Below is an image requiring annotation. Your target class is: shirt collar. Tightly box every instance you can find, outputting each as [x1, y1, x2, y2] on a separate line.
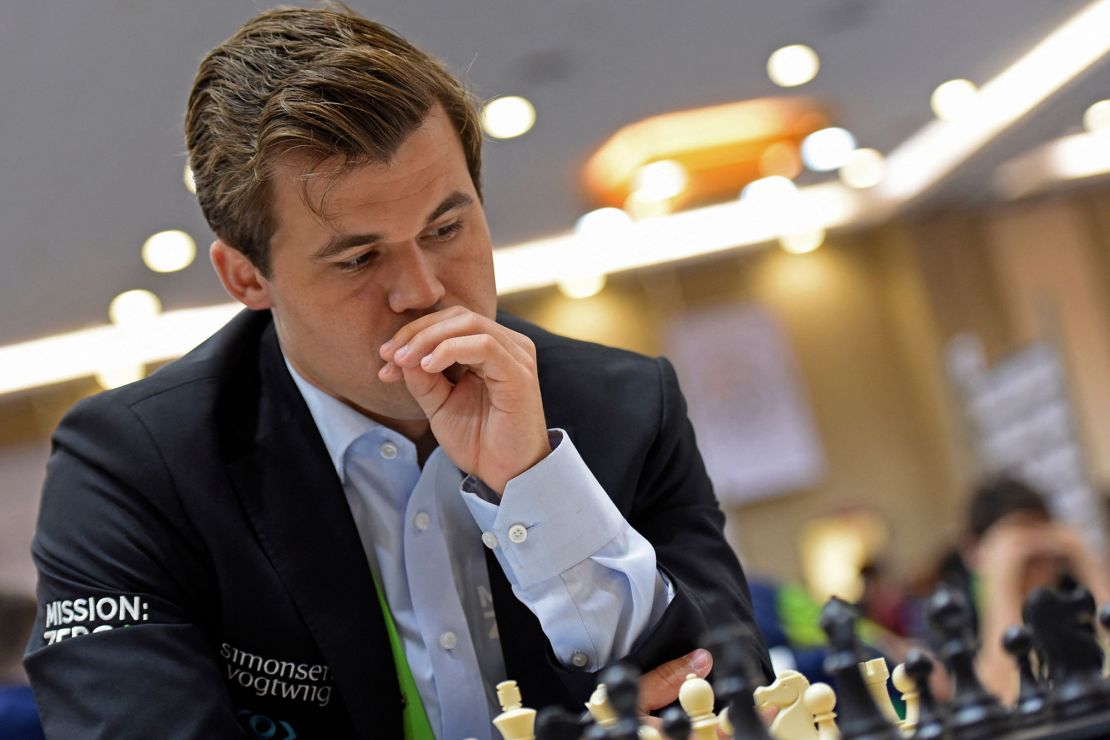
[282, 355, 402, 484]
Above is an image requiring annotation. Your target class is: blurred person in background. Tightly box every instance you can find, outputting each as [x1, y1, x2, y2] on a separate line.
[0, 591, 43, 740]
[934, 476, 1110, 702]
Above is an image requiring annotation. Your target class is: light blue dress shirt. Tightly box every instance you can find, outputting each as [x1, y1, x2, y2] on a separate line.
[285, 360, 672, 739]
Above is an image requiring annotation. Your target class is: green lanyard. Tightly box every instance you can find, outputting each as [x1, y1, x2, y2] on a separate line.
[370, 571, 436, 739]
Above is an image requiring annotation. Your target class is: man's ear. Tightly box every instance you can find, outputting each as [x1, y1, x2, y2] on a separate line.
[210, 240, 273, 310]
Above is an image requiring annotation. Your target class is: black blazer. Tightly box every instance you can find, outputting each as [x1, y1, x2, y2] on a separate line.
[25, 309, 769, 739]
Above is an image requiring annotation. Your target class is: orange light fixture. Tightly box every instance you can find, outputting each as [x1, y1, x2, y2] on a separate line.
[582, 97, 829, 212]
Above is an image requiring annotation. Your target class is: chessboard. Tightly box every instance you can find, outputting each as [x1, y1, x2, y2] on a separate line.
[488, 575, 1110, 739]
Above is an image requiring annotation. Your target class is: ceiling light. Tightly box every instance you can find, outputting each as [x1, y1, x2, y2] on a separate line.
[767, 44, 820, 88]
[575, 207, 633, 236]
[877, 0, 1110, 203]
[930, 79, 979, 121]
[109, 289, 162, 326]
[557, 275, 607, 300]
[183, 165, 196, 195]
[1084, 99, 1110, 132]
[838, 148, 886, 189]
[994, 130, 1110, 198]
[481, 96, 536, 139]
[631, 160, 689, 202]
[759, 141, 803, 179]
[142, 230, 196, 273]
[779, 228, 826, 255]
[740, 176, 797, 202]
[801, 127, 857, 172]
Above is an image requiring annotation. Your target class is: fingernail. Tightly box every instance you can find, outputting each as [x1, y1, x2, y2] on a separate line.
[420, 354, 433, 368]
[380, 340, 393, 354]
[395, 344, 408, 360]
[691, 649, 710, 671]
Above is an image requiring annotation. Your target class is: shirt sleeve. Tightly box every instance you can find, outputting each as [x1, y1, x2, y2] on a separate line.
[459, 429, 674, 671]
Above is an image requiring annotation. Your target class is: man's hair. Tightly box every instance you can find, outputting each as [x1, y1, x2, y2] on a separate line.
[185, 5, 483, 276]
[967, 476, 1051, 541]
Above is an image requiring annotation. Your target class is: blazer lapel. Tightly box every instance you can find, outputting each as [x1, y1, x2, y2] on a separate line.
[225, 323, 402, 738]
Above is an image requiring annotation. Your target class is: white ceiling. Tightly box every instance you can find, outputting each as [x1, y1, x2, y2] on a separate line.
[0, 0, 1105, 347]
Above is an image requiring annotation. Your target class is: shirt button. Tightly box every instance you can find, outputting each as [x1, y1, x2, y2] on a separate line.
[379, 442, 398, 460]
[439, 631, 457, 650]
[413, 512, 430, 531]
[481, 531, 499, 549]
[571, 651, 589, 668]
[508, 524, 528, 544]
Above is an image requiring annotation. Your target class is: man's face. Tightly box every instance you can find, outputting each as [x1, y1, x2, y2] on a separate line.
[259, 106, 496, 423]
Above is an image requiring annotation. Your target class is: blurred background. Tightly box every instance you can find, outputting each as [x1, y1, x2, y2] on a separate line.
[1, 0, 1109, 679]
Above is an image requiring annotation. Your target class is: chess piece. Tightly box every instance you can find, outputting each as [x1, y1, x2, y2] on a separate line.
[493, 680, 537, 740]
[703, 624, 773, 740]
[535, 706, 590, 740]
[1098, 603, 1110, 678]
[753, 669, 817, 740]
[585, 684, 618, 729]
[902, 651, 944, 740]
[819, 597, 901, 740]
[660, 706, 691, 740]
[861, 657, 901, 725]
[804, 683, 839, 740]
[679, 673, 720, 740]
[599, 663, 642, 740]
[926, 583, 1010, 739]
[1002, 624, 1049, 728]
[1024, 578, 1110, 721]
[891, 663, 917, 733]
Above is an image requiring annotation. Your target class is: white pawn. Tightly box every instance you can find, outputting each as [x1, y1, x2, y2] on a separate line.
[891, 663, 917, 735]
[804, 682, 839, 740]
[678, 673, 719, 740]
[585, 683, 662, 739]
[492, 680, 536, 740]
[860, 657, 900, 724]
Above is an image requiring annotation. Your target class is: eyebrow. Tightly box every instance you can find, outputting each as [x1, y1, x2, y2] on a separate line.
[312, 191, 475, 260]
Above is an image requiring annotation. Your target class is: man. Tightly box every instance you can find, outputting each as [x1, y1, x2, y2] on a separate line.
[25, 6, 769, 737]
[936, 477, 1110, 702]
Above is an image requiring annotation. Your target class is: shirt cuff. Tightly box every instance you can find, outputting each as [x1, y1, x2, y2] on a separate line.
[460, 429, 625, 588]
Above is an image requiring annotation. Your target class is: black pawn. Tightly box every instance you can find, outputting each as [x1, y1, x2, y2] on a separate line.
[926, 584, 1010, 739]
[903, 650, 946, 740]
[659, 706, 691, 740]
[1003, 624, 1049, 728]
[819, 597, 901, 740]
[702, 624, 773, 740]
[1024, 579, 1109, 721]
[535, 706, 590, 740]
[598, 663, 641, 740]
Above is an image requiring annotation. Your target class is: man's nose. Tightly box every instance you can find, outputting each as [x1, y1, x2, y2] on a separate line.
[386, 244, 446, 313]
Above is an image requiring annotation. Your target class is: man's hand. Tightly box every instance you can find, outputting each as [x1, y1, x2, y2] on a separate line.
[638, 648, 713, 713]
[378, 307, 551, 494]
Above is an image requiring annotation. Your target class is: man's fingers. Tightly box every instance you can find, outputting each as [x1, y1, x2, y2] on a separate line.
[638, 648, 713, 713]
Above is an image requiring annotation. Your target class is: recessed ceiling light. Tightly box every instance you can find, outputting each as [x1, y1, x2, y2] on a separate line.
[1084, 99, 1110, 132]
[95, 365, 145, 390]
[838, 148, 886, 189]
[183, 165, 196, 195]
[481, 96, 536, 139]
[109, 289, 162, 326]
[631, 160, 689, 202]
[575, 207, 633, 235]
[767, 44, 820, 88]
[740, 176, 797, 202]
[557, 274, 606, 300]
[801, 128, 857, 172]
[779, 228, 826, 255]
[930, 79, 979, 121]
[142, 230, 196, 273]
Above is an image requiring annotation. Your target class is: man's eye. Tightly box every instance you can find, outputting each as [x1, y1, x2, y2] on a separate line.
[337, 250, 377, 272]
[427, 221, 462, 242]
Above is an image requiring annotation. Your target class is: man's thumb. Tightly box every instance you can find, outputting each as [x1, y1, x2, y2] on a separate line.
[638, 648, 713, 713]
